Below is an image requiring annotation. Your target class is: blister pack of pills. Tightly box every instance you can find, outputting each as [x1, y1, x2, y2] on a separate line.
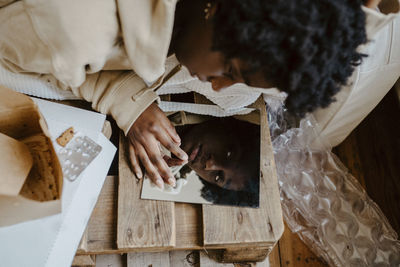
[57, 135, 102, 181]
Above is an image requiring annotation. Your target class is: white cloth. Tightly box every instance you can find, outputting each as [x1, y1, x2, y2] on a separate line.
[312, 7, 400, 148]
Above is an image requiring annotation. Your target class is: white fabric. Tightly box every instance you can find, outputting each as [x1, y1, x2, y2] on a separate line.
[159, 56, 284, 111]
[0, 64, 78, 100]
[312, 7, 400, 148]
[159, 101, 255, 117]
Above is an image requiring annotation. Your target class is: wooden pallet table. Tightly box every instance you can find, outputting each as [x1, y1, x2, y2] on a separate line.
[76, 99, 284, 263]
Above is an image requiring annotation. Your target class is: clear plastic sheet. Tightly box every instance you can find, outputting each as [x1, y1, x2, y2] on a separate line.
[267, 99, 400, 267]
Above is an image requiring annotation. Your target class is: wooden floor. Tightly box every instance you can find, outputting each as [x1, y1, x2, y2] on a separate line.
[73, 88, 399, 267]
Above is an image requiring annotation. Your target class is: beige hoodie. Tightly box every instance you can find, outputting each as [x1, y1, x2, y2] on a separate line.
[0, 0, 176, 134]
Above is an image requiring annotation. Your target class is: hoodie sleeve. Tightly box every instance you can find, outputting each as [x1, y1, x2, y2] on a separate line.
[44, 70, 159, 135]
[0, 1, 158, 135]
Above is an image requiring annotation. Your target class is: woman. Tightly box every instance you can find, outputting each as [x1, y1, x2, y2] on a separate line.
[0, 0, 393, 188]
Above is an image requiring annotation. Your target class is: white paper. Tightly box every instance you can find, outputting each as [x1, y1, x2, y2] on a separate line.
[141, 172, 212, 204]
[0, 99, 116, 267]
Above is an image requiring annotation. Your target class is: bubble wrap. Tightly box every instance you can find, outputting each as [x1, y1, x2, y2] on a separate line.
[267, 99, 400, 267]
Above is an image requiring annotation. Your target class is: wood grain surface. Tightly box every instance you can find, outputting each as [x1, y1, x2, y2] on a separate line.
[175, 203, 203, 249]
[117, 134, 176, 250]
[86, 175, 118, 253]
[71, 254, 95, 266]
[202, 98, 284, 248]
[127, 251, 170, 267]
[275, 223, 327, 267]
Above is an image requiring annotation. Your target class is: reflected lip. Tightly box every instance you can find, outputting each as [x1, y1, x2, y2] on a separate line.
[189, 144, 202, 162]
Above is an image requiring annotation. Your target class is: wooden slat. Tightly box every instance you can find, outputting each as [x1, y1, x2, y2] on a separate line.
[169, 250, 200, 267]
[71, 255, 96, 266]
[80, 186, 202, 254]
[202, 98, 284, 248]
[269, 242, 281, 267]
[76, 228, 89, 254]
[175, 203, 203, 249]
[85, 176, 118, 253]
[217, 247, 271, 263]
[199, 252, 270, 267]
[127, 252, 170, 267]
[117, 134, 176, 250]
[199, 252, 232, 267]
[277, 224, 327, 267]
[96, 254, 125, 267]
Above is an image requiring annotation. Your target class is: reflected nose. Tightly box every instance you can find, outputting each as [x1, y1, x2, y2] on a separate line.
[205, 156, 219, 171]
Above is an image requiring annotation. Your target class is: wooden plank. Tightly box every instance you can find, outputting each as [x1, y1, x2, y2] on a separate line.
[81, 190, 203, 254]
[175, 203, 203, 249]
[169, 250, 200, 267]
[76, 228, 89, 254]
[71, 255, 95, 266]
[117, 134, 176, 250]
[199, 252, 232, 267]
[269, 242, 281, 267]
[216, 247, 271, 263]
[202, 98, 284, 248]
[85, 175, 118, 253]
[277, 223, 327, 267]
[127, 252, 170, 267]
[199, 252, 270, 267]
[96, 254, 126, 267]
[331, 132, 366, 188]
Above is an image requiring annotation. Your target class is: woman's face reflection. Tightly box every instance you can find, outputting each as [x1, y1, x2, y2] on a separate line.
[180, 118, 259, 191]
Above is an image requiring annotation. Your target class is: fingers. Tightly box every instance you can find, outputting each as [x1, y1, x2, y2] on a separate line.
[156, 128, 188, 162]
[133, 141, 166, 189]
[139, 137, 177, 187]
[128, 144, 142, 179]
[151, 103, 182, 145]
[130, 133, 176, 188]
[163, 118, 181, 145]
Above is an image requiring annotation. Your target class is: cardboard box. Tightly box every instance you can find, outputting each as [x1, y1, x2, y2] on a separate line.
[0, 85, 63, 227]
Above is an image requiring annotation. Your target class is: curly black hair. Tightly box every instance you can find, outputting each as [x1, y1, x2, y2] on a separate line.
[199, 176, 259, 208]
[211, 0, 367, 117]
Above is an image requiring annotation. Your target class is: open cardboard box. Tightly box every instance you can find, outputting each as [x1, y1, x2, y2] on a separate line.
[0, 85, 63, 227]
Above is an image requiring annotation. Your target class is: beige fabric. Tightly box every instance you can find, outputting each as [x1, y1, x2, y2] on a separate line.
[0, 0, 176, 134]
[1, 1, 398, 145]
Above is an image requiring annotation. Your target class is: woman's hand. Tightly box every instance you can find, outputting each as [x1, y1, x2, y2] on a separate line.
[127, 103, 188, 189]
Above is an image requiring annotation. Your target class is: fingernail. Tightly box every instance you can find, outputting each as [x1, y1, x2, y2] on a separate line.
[156, 178, 164, 190]
[136, 172, 142, 179]
[180, 152, 188, 160]
[168, 178, 176, 187]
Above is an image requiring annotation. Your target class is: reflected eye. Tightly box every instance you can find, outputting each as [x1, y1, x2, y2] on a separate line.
[215, 171, 225, 183]
[226, 151, 231, 158]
